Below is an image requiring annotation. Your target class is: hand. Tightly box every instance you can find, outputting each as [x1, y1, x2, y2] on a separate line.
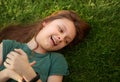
[2, 68, 23, 82]
[4, 49, 36, 76]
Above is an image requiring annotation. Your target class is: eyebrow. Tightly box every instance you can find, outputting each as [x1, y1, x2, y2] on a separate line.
[61, 24, 66, 31]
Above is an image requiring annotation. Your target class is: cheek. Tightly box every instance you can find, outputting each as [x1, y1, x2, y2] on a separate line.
[38, 29, 49, 37]
[59, 43, 67, 49]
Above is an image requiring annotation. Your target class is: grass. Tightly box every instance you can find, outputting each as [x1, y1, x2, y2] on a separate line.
[0, 0, 120, 82]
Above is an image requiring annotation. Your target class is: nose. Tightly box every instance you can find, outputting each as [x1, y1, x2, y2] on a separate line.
[58, 34, 65, 42]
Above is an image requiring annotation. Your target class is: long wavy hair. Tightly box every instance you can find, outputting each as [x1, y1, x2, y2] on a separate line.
[0, 10, 90, 49]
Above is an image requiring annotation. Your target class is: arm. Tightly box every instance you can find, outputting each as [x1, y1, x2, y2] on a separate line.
[47, 75, 63, 82]
[4, 49, 42, 82]
[0, 43, 23, 82]
[0, 69, 9, 82]
[0, 69, 23, 82]
[0, 43, 8, 82]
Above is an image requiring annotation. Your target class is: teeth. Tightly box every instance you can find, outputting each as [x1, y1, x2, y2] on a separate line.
[51, 36, 55, 45]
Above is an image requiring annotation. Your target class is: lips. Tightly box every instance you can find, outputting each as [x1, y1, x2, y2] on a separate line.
[51, 36, 56, 46]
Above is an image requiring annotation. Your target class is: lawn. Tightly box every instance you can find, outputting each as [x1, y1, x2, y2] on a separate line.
[0, 0, 120, 82]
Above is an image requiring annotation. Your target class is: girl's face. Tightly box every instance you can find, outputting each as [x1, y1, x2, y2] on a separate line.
[36, 18, 76, 53]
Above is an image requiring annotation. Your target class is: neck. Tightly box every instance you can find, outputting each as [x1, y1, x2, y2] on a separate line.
[27, 38, 47, 54]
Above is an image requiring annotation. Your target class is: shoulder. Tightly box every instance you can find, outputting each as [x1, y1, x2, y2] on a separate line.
[50, 52, 67, 62]
[48, 52, 69, 76]
[2, 40, 25, 62]
[50, 52, 65, 57]
[2, 39, 24, 48]
[2, 39, 21, 45]
[2, 39, 25, 54]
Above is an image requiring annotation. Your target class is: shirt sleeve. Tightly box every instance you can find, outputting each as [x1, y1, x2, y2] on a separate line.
[49, 52, 69, 76]
[2, 40, 22, 62]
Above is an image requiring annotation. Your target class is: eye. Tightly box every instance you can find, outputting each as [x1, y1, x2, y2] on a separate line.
[58, 26, 63, 33]
[65, 40, 69, 44]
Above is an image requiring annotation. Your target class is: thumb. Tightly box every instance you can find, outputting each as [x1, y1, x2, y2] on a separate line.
[14, 49, 27, 56]
[30, 61, 36, 66]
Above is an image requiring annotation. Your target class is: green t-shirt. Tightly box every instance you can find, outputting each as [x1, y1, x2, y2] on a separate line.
[0, 40, 69, 82]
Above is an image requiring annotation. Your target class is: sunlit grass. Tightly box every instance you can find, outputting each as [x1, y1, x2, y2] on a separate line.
[0, 0, 120, 82]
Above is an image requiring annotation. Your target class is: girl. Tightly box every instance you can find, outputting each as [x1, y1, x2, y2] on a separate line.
[0, 10, 90, 82]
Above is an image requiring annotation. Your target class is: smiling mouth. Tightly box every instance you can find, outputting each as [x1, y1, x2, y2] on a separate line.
[51, 36, 56, 46]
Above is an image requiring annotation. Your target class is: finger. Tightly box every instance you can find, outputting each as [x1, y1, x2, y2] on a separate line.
[14, 49, 26, 56]
[4, 61, 11, 69]
[10, 51, 20, 57]
[7, 53, 14, 59]
[5, 58, 12, 64]
[30, 61, 36, 66]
